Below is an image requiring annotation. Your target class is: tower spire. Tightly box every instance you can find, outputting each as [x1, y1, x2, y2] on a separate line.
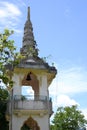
[27, 7, 30, 21]
[20, 7, 38, 57]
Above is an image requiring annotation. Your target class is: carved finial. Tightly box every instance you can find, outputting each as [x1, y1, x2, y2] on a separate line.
[27, 7, 30, 21]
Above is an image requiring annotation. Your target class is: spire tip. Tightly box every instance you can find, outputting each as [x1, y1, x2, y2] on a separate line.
[27, 6, 30, 20]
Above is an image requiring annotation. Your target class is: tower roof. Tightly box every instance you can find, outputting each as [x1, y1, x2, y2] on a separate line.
[18, 7, 57, 77]
[20, 7, 38, 58]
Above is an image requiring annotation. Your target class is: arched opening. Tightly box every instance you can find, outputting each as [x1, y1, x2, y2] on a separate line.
[21, 124, 31, 130]
[21, 117, 40, 130]
[22, 72, 39, 100]
[22, 86, 34, 100]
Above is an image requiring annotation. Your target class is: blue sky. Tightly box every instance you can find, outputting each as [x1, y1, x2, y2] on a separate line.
[0, 0, 87, 120]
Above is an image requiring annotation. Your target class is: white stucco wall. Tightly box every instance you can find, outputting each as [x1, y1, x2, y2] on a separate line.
[11, 72, 50, 130]
[12, 73, 22, 96]
[39, 74, 48, 97]
[12, 114, 50, 130]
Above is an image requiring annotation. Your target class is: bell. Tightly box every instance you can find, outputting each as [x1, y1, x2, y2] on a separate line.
[26, 73, 31, 81]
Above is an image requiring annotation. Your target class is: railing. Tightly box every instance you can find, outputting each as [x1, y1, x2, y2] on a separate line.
[6, 95, 53, 116]
[13, 95, 50, 110]
[14, 95, 48, 101]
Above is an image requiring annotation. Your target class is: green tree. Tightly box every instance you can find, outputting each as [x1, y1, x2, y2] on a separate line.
[51, 105, 87, 130]
[0, 29, 23, 130]
[0, 88, 9, 130]
[0, 29, 23, 89]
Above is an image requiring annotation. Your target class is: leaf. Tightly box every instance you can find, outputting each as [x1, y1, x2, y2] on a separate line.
[51, 105, 87, 130]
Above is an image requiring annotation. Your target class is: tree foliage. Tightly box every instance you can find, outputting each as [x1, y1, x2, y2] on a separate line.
[0, 29, 23, 130]
[51, 105, 87, 130]
[0, 29, 23, 89]
[0, 88, 9, 130]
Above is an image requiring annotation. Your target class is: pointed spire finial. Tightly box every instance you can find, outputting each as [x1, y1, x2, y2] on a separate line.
[27, 7, 30, 21]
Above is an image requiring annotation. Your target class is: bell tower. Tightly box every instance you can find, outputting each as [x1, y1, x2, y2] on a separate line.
[9, 7, 57, 130]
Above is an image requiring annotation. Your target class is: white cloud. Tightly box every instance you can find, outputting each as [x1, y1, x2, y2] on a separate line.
[22, 86, 34, 95]
[49, 66, 87, 96]
[50, 95, 87, 122]
[50, 94, 79, 121]
[0, 1, 22, 32]
[49, 65, 87, 118]
[0, 2, 21, 18]
[58, 67, 87, 94]
[57, 94, 79, 107]
[0, 79, 6, 89]
[27, 88, 34, 95]
[50, 94, 79, 113]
